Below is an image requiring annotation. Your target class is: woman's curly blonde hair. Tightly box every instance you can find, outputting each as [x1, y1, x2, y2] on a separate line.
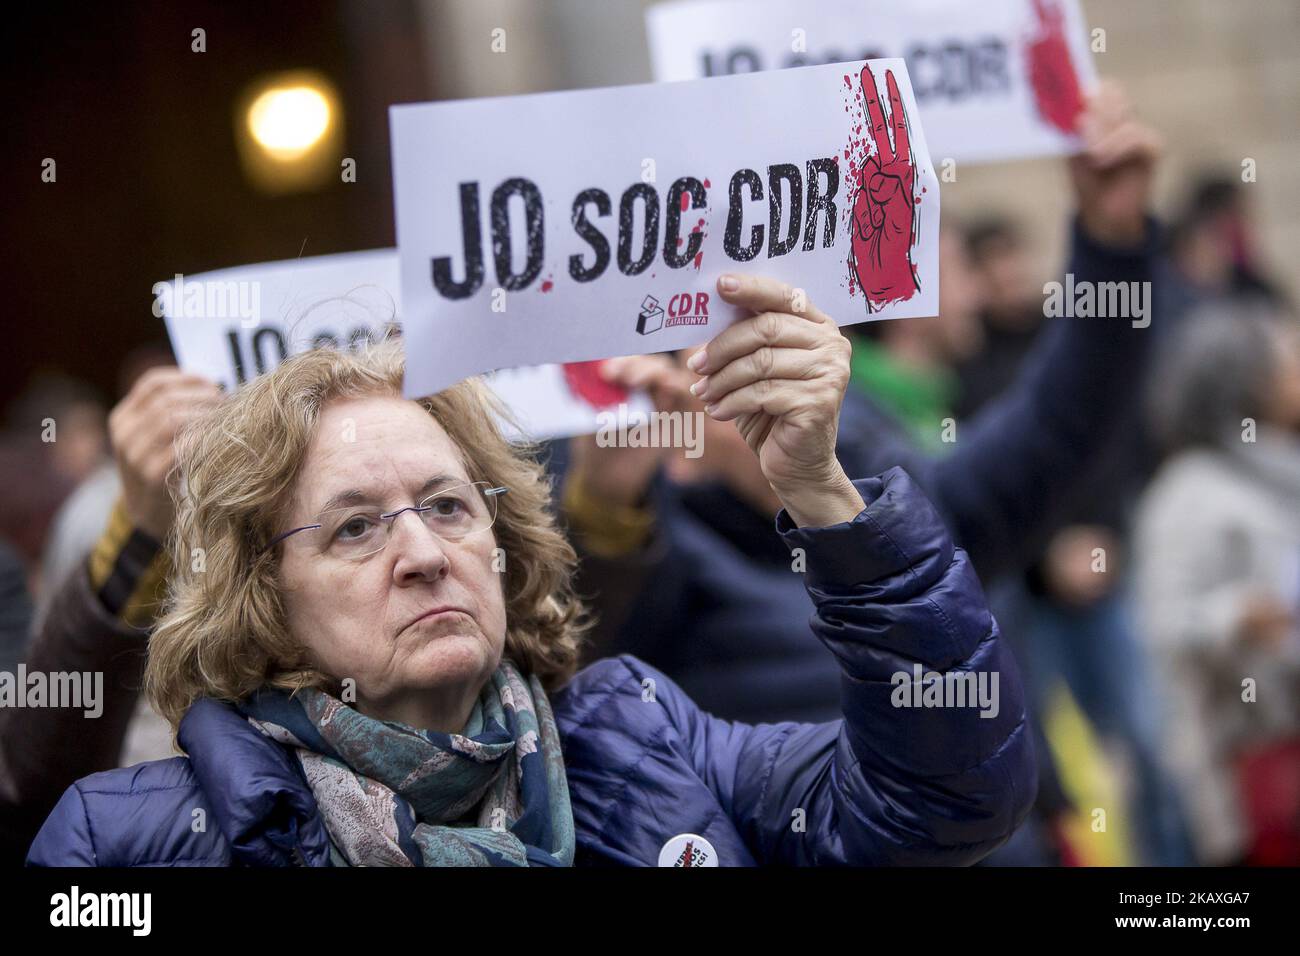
[145, 341, 586, 731]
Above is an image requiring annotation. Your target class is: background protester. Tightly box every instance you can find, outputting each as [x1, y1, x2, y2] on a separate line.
[0, 367, 219, 863]
[944, 125, 1205, 867]
[1134, 307, 1300, 866]
[1163, 174, 1290, 318]
[28, 284, 1035, 866]
[0, 531, 155, 865]
[952, 217, 1045, 420]
[840, 223, 985, 454]
[35, 342, 176, 633]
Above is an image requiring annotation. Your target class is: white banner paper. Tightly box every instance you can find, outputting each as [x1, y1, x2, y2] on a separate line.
[390, 57, 939, 397]
[155, 250, 650, 441]
[647, 0, 1098, 165]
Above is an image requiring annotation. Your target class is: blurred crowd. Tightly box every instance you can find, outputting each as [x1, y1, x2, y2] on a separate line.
[3, 127, 1299, 865]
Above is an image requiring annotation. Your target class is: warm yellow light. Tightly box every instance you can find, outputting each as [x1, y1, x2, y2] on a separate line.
[246, 86, 332, 161]
[235, 71, 342, 194]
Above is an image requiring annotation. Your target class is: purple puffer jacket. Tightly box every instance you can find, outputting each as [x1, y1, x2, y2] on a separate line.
[27, 469, 1034, 866]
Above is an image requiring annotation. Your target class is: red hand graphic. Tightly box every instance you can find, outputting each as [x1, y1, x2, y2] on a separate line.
[1026, 0, 1084, 134]
[850, 65, 918, 311]
[562, 360, 628, 408]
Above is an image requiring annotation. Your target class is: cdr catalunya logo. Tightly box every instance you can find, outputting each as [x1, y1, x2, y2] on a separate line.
[636, 292, 710, 335]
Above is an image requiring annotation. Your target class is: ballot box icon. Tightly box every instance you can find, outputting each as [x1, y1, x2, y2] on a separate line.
[637, 295, 664, 335]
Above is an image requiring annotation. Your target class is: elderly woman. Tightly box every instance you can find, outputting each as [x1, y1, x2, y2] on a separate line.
[28, 275, 1032, 867]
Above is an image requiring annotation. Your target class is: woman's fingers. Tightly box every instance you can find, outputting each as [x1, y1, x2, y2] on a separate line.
[702, 378, 821, 421]
[689, 278, 848, 418]
[713, 273, 827, 323]
[691, 346, 822, 405]
[689, 310, 826, 375]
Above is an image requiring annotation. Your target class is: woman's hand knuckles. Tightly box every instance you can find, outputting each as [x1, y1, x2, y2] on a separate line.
[749, 346, 776, 379]
[754, 311, 783, 344]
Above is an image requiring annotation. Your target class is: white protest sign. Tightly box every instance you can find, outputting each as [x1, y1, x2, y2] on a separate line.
[155, 249, 401, 390]
[647, 0, 1098, 165]
[390, 57, 939, 397]
[155, 249, 650, 441]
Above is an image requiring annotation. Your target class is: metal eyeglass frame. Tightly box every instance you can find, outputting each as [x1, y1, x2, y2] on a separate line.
[262, 482, 508, 556]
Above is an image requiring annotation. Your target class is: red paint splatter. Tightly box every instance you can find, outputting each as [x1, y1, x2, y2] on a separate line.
[540, 279, 553, 292]
[703, 178, 711, 188]
[680, 191, 691, 212]
[693, 251, 704, 270]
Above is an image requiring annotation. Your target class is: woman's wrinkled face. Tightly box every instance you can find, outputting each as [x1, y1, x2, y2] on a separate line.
[276, 394, 507, 728]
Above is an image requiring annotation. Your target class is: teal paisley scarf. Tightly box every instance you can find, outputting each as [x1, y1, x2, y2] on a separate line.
[238, 660, 574, 867]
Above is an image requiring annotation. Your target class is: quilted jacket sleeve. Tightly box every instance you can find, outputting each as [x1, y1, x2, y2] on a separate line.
[25, 784, 98, 866]
[26, 758, 232, 867]
[656, 466, 1035, 865]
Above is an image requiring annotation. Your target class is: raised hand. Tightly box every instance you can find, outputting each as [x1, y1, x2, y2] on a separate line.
[688, 274, 863, 528]
[850, 64, 919, 312]
[109, 367, 222, 540]
[1026, 0, 1085, 134]
[1071, 81, 1161, 247]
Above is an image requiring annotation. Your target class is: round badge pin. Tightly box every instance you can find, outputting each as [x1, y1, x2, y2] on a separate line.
[658, 833, 718, 867]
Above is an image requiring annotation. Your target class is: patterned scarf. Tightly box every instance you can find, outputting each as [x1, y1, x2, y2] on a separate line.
[238, 660, 574, 867]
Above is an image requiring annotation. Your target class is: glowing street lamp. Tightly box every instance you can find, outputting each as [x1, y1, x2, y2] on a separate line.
[235, 71, 342, 194]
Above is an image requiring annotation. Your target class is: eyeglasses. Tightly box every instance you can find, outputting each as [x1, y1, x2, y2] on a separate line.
[265, 481, 508, 561]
